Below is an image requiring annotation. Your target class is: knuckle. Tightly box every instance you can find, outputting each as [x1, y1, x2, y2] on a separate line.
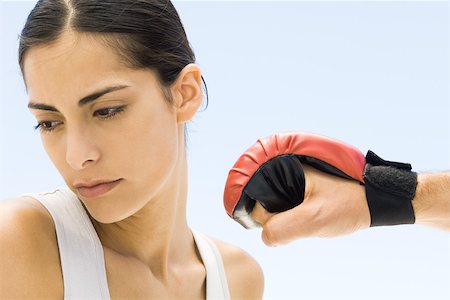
[262, 223, 279, 247]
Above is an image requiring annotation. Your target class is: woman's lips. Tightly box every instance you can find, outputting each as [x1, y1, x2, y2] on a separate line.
[76, 179, 122, 199]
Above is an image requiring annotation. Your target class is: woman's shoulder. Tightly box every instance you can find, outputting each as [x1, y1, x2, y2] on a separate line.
[0, 196, 63, 298]
[0, 196, 56, 241]
[212, 237, 264, 300]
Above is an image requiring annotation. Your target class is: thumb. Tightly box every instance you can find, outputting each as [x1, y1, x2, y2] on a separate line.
[261, 202, 319, 246]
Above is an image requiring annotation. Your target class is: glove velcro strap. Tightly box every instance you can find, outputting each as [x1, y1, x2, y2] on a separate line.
[364, 151, 417, 226]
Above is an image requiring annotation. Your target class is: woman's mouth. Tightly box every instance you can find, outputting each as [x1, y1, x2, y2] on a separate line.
[75, 179, 123, 199]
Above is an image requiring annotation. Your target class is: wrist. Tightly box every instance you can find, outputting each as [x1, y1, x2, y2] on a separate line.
[411, 174, 429, 224]
[412, 173, 447, 227]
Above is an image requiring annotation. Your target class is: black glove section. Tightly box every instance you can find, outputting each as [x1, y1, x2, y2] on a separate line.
[243, 154, 305, 213]
[241, 153, 362, 215]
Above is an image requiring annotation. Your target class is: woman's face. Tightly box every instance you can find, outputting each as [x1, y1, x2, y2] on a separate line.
[23, 32, 183, 223]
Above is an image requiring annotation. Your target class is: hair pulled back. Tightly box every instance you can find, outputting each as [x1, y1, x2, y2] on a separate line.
[18, 0, 207, 104]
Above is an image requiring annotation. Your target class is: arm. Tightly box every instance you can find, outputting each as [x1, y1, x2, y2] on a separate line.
[413, 172, 450, 230]
[0, 198, 63, 298]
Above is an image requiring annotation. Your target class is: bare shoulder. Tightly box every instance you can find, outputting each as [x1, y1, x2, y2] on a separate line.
[0, 196, 62, 298]
[212, 238, 264, 300]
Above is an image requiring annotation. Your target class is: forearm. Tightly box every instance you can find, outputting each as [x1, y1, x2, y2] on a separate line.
[413, 172, 450, 230]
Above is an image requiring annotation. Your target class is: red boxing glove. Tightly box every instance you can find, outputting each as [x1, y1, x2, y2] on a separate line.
[223, 131, 417, 229]
[223, 131, 366, 228]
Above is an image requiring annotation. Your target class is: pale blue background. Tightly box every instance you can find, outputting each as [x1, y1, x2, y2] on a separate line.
[1, 1, 449, 299]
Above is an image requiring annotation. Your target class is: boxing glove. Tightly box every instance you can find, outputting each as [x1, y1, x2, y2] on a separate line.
[223, 131, 417, 229]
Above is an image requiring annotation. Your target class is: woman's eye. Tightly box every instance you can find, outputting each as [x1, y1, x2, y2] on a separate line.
[34, 120, 62, 132]
[93, 106, 125, 119]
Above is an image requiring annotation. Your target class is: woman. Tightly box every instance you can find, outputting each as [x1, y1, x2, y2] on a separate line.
[0, 0, 264, 299]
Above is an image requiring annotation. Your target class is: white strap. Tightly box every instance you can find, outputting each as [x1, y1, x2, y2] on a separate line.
[192, 230, 231, 300]
[26, 189, 110, 300]
[26, 189, 229, 300]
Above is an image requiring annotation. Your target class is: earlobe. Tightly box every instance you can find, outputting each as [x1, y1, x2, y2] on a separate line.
[173, 64, 203, 124]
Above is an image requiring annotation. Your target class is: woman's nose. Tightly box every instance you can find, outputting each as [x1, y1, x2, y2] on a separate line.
[65, 128, 101, 170]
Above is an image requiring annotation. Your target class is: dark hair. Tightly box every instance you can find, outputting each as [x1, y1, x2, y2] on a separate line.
[18, 0, 208, 106]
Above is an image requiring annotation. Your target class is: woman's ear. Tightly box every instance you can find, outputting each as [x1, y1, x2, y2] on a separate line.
[171, 63, 203, 124]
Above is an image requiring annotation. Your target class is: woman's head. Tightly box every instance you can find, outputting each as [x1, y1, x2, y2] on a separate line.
[20, 0, 204, 223]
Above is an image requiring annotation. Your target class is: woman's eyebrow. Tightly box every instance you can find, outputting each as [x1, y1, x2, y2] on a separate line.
[78, 85, 130, 106]
[28, 85, 130, 111]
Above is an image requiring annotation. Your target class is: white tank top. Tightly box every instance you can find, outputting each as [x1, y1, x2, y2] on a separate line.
[26, 189, 231, 300]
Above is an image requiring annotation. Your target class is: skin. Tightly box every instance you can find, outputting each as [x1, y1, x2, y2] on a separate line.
[0, 31, 263, 299]
[252, 164, 371, 245]
[252, 165, 450, 246]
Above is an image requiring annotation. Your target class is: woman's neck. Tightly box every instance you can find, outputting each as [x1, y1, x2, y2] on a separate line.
[89, 154, 196, 279]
